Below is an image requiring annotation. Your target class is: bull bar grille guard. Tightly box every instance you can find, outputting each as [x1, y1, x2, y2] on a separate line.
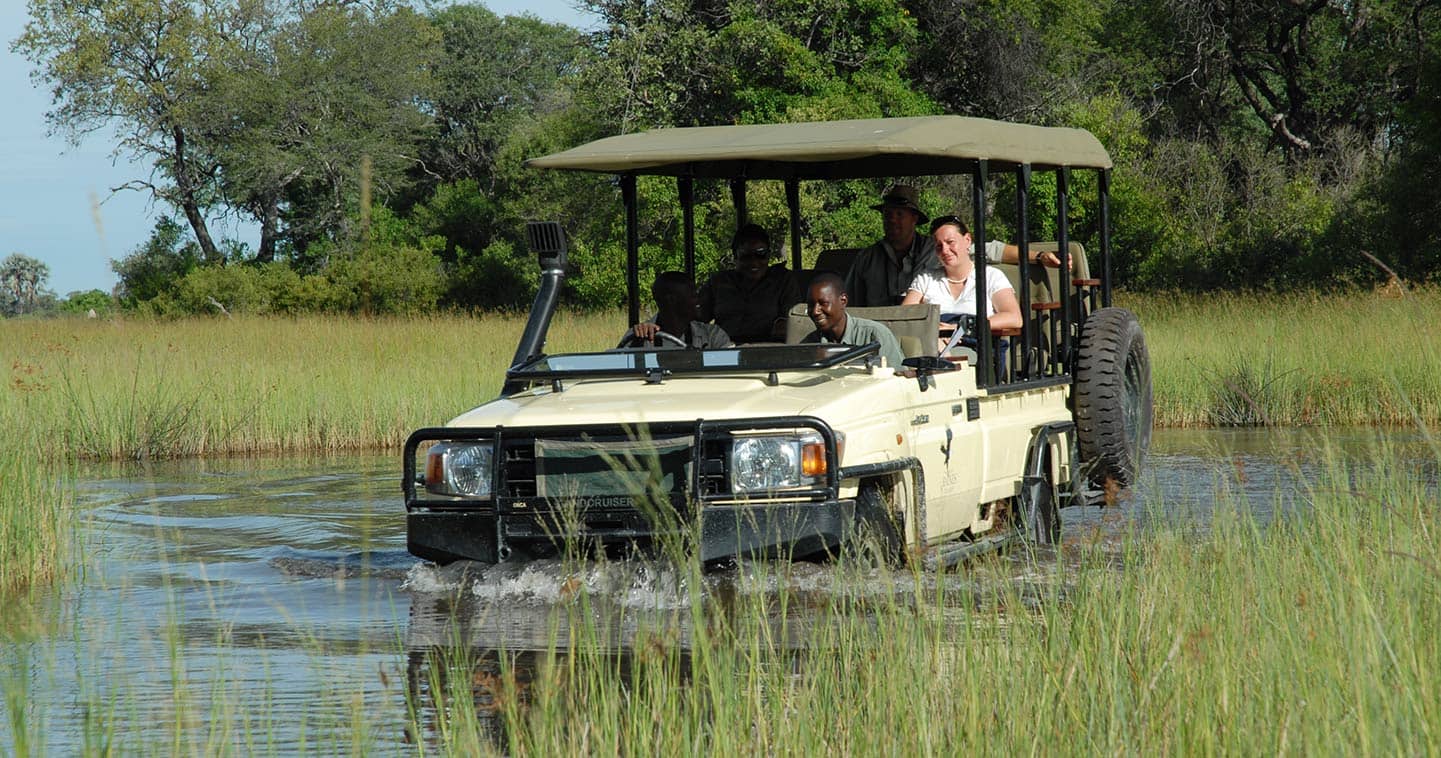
[403, 416, 843, 514]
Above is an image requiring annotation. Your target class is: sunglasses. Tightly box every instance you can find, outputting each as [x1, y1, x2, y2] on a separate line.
[929, 215, 967, 234]
[735, 246, 771, 259]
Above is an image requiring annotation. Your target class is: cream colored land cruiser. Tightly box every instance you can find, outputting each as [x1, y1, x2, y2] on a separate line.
[403, 116, 1152, 568]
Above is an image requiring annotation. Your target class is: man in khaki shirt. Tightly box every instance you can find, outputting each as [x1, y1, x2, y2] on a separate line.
[844, 184, 938, 308]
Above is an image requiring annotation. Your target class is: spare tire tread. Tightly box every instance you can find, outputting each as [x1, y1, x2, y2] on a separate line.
[1073, 307, 1153, 489]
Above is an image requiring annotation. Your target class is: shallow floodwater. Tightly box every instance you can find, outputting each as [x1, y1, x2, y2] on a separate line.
[2, 428, 1435, 752]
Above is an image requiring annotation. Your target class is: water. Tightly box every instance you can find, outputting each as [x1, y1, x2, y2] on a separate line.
[2, 428, 1435, 752]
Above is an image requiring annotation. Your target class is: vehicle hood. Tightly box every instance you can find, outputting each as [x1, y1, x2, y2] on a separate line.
[446, 370, 899, 428]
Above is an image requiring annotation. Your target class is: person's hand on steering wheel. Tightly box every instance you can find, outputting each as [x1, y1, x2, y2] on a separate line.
[618, 324, 688, 349]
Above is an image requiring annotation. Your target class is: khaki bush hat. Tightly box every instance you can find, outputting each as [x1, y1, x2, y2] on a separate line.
[870, 184, 928, 223]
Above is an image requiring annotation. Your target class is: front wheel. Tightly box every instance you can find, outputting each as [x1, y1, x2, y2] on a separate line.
[842, 483, 905, 566]
[1073, 307, 1153, 489]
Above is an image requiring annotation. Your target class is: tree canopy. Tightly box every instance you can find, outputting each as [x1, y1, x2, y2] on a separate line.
[13, 0, 1441, 316]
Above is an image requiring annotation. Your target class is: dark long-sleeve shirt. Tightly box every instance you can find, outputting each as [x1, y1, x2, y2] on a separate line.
[699, 264, 803, 343]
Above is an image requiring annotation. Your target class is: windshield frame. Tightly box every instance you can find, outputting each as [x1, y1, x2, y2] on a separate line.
[506, 342, 880, 381]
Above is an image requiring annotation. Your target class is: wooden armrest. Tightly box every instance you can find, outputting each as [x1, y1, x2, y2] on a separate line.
[1031, 301, 1061, 312]
[1072, 278, 1100, 287]
[990, 326, 1021, 337]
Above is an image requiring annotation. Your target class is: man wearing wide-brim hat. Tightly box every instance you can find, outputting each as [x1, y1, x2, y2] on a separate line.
[843, 184, 942, 308]
[844, 184, 1071, 307]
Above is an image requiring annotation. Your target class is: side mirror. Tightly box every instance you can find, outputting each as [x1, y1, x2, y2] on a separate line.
[902, 355, 957, 373]
[901, 354, 956, 392]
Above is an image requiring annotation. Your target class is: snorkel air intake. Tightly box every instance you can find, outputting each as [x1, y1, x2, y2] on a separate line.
[502, 221, 568, 396]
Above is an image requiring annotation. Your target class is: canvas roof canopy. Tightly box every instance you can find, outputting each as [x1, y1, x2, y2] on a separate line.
[525, 115, 1112, 179]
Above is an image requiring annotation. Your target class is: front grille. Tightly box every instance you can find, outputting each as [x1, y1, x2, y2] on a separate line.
[502, 440, 537, 497]
[502, 432, 696, 503]
[697, 437, 730, 496]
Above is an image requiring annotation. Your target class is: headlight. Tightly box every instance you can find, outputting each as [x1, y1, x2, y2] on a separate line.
[424, 441, 494, 497]
[729, 431, 835, 493]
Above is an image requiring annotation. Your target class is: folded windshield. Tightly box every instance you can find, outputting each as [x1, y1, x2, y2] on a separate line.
[508, 343, 878, 380]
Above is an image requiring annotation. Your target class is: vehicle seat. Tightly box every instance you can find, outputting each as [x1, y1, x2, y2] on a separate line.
[812, 248, 861, 277]
[993, 241, 1092, 376]
[784, 302, 939, 359]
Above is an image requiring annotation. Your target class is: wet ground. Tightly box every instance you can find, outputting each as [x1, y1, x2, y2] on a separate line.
[2, 427, 1435, 751]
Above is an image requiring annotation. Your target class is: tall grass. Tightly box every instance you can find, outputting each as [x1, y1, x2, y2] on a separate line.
[0, 422, 71, 596]
[5, 438, 1434, 753]
[4, 290, 1437, 464]
[408, 442, 1439, 754]
[2, 288, 1438, 594]
[1123, 286, 1441, 427]
[0, 312, 626, 462]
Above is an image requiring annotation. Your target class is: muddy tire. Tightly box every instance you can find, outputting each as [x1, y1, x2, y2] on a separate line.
[844, 483, 904, 566]
[1074, 307, 1153, 489]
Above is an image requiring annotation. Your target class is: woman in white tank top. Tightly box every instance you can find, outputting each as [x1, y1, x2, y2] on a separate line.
[901, 215, 1022, 353]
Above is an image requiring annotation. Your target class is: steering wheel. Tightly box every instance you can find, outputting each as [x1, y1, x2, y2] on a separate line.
[617, 330, 688, 349]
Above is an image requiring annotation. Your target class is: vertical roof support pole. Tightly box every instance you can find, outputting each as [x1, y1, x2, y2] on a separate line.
[679, 176, 696, 284]
[1056, 167, 1072, 374]
[1099, 168, 1113, 308]
[730, 178, 748, 227]
[972, 160, 992, 388]
[1015, 164, 1033, 380]
[786, 176, 803, 272]
[622, 174, 641, 327]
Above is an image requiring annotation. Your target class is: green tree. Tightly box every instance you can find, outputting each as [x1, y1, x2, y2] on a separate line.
[0, 254, 51, 316]
[906, 0, 1105, 123]
[59, 289, 115, 317]
[202, 3, 439, 262]
[579, 0, 933, 130]
[1099, 0, 1432, 162]
[423, 5, 584, 189]
[13, 0, 264, 264]
[111, 217, 201, 307]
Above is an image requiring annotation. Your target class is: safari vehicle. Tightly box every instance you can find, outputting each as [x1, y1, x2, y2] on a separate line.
[402, 115, 1152, 568]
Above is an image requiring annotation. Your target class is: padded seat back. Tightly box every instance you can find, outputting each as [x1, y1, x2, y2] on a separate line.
[993, 241, 1090, 305]
[812, 248, 862, 277]
[784, 302, 939, 359]
[993, 241, 1090, 377]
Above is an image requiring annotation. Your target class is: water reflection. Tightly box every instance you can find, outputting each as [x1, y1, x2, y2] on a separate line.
[2, 428, 1436, 752]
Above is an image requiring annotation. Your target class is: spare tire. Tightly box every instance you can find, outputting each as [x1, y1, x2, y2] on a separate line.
[1073, 307, 1153, 489]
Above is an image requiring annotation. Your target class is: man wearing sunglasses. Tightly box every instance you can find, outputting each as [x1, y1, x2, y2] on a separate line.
[698, 223, 803, 344]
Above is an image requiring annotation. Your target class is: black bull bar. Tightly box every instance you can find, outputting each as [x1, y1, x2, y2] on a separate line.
[402, 416, 893, 564]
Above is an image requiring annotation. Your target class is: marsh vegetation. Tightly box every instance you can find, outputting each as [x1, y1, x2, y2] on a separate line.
[2, 298, 1438, 753]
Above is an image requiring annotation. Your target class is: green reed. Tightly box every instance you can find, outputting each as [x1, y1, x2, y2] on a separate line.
[0, 312, 626, 462]
[3, 289, 1436, 465]
[425, 439, 1440, 754]
[2, 434, 1436, 754]
[1123, 286, 1441, 427]
[0, 426, 71, 596]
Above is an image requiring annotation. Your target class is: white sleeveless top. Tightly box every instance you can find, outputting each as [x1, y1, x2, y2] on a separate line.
[907, 268, 1013, 319]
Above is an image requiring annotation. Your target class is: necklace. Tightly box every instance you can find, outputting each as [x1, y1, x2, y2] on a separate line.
[943, 275, 968, 284]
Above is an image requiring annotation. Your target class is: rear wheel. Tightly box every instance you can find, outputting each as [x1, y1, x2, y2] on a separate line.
[1074, 307, 1153, 489]
[1020, 443, 1060, 545]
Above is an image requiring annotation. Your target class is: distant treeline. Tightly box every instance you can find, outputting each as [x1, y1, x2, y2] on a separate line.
[14, 0, 1441, 315]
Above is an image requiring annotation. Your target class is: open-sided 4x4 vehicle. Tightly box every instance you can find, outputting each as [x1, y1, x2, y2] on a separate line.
[403, 115, 1152, 568]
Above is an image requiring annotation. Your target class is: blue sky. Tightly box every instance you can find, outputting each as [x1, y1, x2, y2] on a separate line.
[2, 1, 593, 297]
